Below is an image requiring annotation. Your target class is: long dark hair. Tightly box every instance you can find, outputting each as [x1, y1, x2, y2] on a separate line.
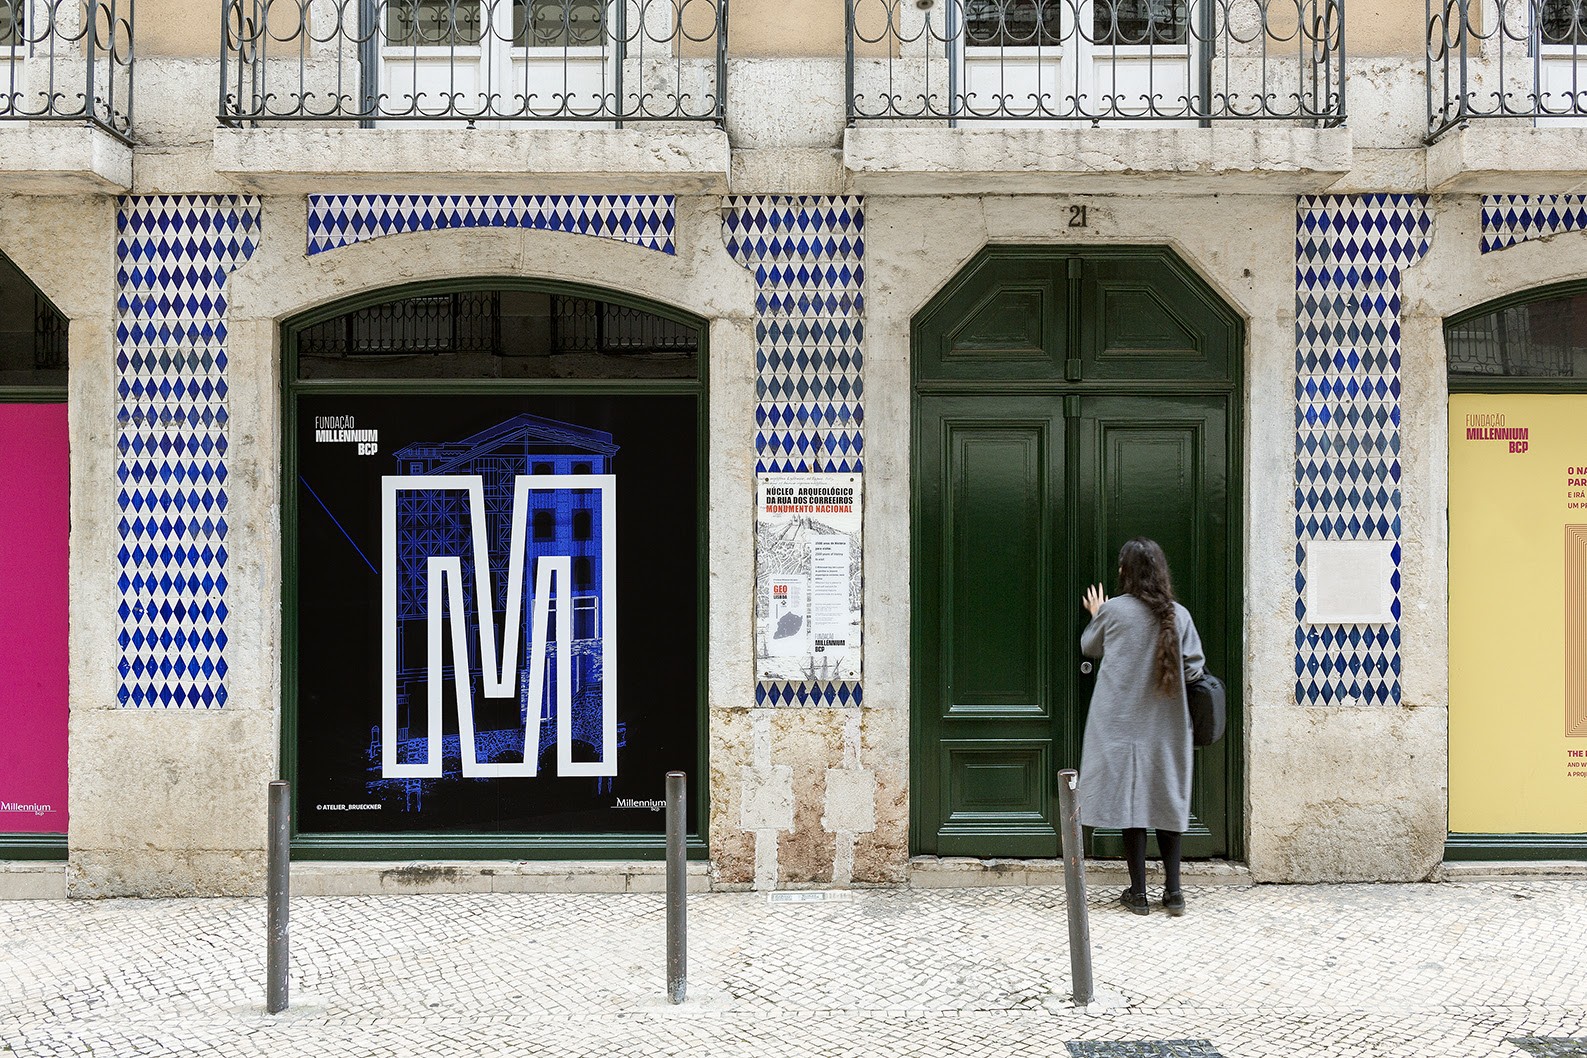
[1116, 537, 1181, 694]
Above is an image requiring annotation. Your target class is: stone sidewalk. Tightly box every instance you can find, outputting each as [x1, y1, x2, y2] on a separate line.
[1, 878, 1584, 1058]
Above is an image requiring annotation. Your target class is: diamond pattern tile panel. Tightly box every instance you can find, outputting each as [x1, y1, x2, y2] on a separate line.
[1481, 195, 1587, 253]
[306, 194, 676, 255]
[1294, 194, 1430, 707]
[726, 195, 865, 707]
[116, 195, 260, 708]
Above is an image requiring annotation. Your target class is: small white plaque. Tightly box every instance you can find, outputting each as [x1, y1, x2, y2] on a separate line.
[1305, 539, 1397, 625]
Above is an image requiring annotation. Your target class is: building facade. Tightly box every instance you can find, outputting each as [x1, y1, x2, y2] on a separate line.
[2, 0, 1585, 896]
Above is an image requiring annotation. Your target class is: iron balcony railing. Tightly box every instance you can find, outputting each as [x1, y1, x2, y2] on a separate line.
[1427, 0, 1587, 140]
[846, 0, 1345, 124]
[0, 0, 135, 138]
[219, 0, 727, 125]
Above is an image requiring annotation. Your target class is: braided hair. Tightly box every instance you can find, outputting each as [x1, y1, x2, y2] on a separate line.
[1116, 537, 1181, 695]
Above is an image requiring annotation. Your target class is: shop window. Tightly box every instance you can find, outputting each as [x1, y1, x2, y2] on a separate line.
[1, 254, 68, 390]
[0, 250, 69, 850]
[286, 280, 703, 853]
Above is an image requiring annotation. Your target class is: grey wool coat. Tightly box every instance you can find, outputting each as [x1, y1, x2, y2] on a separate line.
[1078, 594, 1205, 832]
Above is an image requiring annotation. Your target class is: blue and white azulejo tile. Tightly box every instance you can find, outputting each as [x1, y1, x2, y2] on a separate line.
[1294, 194, 1430, 707]
[116, 195, 260, 709]
[307, 194, 676, 255]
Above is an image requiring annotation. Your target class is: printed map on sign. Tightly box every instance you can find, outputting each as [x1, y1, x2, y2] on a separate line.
[756, 474, 862, 681]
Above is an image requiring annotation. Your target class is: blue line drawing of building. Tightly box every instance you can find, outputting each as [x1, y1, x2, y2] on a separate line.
[366, 413, 622, 807]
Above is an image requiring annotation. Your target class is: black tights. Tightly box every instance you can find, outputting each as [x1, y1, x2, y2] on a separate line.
[1122, 827, 1183, 895]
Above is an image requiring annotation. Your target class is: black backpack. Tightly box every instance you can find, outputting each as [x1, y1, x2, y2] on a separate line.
[1187, 673, 1226, 747]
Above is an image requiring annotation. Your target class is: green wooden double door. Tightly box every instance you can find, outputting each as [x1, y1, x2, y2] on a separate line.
[910, 247, 1243, 860]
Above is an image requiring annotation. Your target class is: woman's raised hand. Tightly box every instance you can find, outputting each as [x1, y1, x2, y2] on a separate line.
[1083, 583, 1108, 616]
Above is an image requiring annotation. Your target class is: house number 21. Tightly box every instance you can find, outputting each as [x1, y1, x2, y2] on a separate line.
[1068, 205, 1089, 228]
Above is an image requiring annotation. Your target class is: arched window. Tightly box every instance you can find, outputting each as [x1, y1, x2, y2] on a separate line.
[284, 280, 705, 855]
[1449, 285, 1587, 382]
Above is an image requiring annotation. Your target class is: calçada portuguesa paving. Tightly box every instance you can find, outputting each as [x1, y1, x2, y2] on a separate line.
[1, 878, 1585, 1058]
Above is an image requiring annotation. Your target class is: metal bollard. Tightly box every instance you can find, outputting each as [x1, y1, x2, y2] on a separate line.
[1055, 769, 1094, 1006]
[665, 770, 688, 1004]
[266, 780, 290, 1014]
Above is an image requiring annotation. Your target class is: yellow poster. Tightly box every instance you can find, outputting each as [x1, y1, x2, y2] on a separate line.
[1450, 393, 1587, 834]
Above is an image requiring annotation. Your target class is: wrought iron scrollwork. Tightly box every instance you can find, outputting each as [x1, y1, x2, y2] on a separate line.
[1427, 0, 1587, 140]
[0, 0, 135, 137]
[219, 0, 727, 123]
[845, 0, 1345, 123]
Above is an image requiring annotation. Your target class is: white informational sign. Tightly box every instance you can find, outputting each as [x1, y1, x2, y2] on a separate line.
[756, 474, 862, 682]
[1304, 538, 1397, 625]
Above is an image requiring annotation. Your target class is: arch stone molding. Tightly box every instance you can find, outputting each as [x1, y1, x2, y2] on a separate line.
[1410, 198, 1587, 324]
[229, 195, 756, 328]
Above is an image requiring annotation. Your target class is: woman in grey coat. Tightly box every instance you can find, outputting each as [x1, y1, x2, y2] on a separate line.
[1079, 537, 1205, 917]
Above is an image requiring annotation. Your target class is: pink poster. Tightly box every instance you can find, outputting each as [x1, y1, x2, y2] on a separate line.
[0, 404, 69, 834]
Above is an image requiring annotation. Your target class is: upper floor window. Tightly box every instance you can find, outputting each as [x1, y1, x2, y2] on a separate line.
[1540, 0, 1587, 47]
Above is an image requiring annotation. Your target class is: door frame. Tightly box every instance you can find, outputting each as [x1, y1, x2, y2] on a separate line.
[907, 243, 1246, 862]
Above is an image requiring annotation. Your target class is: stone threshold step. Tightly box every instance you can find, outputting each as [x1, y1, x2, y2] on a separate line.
[909, 856, 1252, 888]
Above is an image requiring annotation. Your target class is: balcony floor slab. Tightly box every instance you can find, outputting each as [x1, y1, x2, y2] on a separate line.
[843, 125, 1353, 195]
[212, 126, 731, 195]
[1427, 125, 1587, 193]
[0, 125, 133, 194]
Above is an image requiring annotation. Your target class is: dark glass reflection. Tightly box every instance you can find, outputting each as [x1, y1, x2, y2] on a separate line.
[965, 0, 1063, 48]
[1449, 290, 1587, 378]
[1541, 0, 1587, 46]
[296, 289, 700, 380]
[0, 252, 68, 389]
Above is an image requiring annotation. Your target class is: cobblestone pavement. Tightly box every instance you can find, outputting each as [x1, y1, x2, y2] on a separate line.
[2, 880, 1584, 1057]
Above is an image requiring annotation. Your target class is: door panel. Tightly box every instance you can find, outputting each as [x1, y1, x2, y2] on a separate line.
[915, 257, 1069, 382]
[915, 396, 1063, 856]
[1075, 395, 1230, 858]
[1081, 255, 1234, 382]
[948, 423, 1050, 712]
[937, 740, 1053, 855]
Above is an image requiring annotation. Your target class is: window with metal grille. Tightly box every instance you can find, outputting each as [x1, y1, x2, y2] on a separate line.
[294, 287, 700, 380]
[1541, 0, 1587, 46]
[1449, 290, 1587, 379]
[1096, 0, 1186, 46]
[515, 0, 606, 47]
[299, 291, 500, 356]
[0, 0, 21, 48]
[383, 0, 485, 46]
[964, 0, 1063, 48]
[550, 297, 700, 355]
